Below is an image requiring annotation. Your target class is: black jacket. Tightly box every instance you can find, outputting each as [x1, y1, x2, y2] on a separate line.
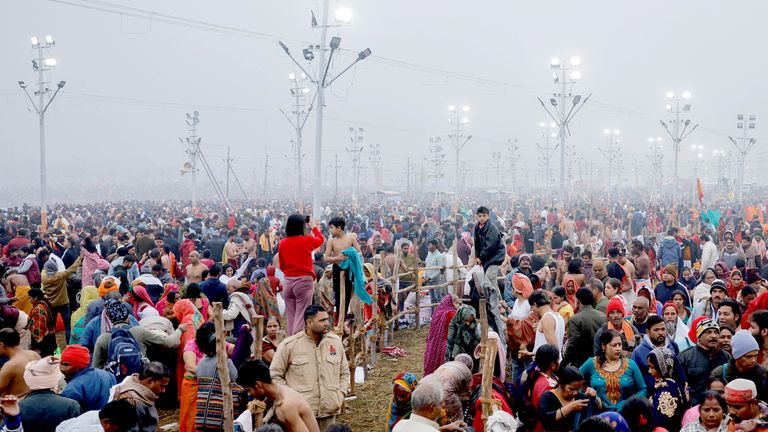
[678, 345, 731, 405]
[474, 221, 506, 270]
[712, 359, 768, 402]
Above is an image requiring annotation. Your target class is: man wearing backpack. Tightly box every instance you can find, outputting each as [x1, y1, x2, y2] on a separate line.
[92, 299, 185, 376]
[658, 229, 682, 269]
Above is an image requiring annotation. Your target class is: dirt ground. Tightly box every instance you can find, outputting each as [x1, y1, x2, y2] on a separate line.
[156, 326, 428, 431]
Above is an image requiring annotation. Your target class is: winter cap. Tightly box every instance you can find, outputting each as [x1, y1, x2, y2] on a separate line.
[662, 301, 678, 315]
[696, 318, 720, 340]
[60, 345, 90, 369]
[606, 297, 626, 317]
[731, 330, 759, 360]
[710, 279, 727, 294]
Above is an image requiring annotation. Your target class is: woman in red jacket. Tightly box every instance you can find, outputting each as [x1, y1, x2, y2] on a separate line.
[278, 214, 324, 335]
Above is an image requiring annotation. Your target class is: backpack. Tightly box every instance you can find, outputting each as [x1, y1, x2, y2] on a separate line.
[659, 240, 679, 265]
[106, 327, 147, 378]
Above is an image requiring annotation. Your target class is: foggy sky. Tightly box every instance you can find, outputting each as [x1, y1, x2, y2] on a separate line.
[2, 0, 767, 205]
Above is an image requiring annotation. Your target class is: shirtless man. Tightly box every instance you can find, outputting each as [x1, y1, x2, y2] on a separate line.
[1, 268, 27, 300]
[224, 230, 245, 269]
[630, 239, 651, 281]
[237, 360, 320, 432]
[0, 328, 40, 397]
[323, 217, 362, 319]
[555, 245, 574, 285]
[185, 251, 206, 284]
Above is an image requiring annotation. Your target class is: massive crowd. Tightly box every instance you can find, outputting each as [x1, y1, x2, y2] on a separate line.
[0, 197, 767, 431]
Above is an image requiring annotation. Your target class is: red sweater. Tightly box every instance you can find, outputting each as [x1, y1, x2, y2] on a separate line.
[278, 227, 324, 278]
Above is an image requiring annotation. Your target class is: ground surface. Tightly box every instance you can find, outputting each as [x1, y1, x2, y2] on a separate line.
[156, 326, 429, 431]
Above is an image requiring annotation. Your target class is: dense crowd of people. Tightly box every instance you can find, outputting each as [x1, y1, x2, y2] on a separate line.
[0, 197, 768, 431]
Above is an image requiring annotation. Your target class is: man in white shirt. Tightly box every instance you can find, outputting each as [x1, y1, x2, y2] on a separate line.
[393, 380, 465, 432]
[700, 234, 719, 272]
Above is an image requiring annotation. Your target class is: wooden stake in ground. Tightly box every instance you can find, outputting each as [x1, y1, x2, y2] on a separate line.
[252, 315, 264, 360]
[335, 271, 347, 335]
[453, 226, 461, 297]
[212, 302, 234, 432]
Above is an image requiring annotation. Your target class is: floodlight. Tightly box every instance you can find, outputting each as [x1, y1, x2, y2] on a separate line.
[604, 129, 611, 134]
[302, 48, 314, 61]
[572, 95, 582, 105]
[43, 58, 56, 67]
[288, 73, 296, 80]
[17, 81, 26, 89]
[462, 117, 469, 124]
[550, 57, 561, 68]
[738, 122, 744, 129]
[550, 98, 557, 107]
[553, 72, 559, 83]
[357, 48, 371, 60]
[45, 35, 54, 45]
[749, 114, 756, 121]
[57, 81, 65, 88]
[448, 105, 456, 112]
[738, 114, 745, 121]
[302, 87, 310, 94]
[462, 106, 470, 112]
[682, 91, 692, 99]
[614, 129, 620, 135]
[551, 132, 558, 138]
[329, 36, 341, 50]
[194, 110, 199, 117]
[30, 37, 39, 48]
[683, 104, 691, 112]
[300, 72, 307, 79]
[550, 122, 556, 128]
[570, 56, 582, 66]
[665, 104, 672, 111]
[666, 91, 675, 99]
[539, 122, 545, 127]
[335, 6, 353, 24]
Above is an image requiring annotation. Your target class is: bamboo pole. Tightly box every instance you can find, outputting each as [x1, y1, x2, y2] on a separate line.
[480, 342, 499, 431]
[414, 270, 422, 329]
[212, 302, 234, 432]
[372, 257, 381, 366]
[252, 315, 264, 360]
[335, 271, 347, 334]
[453, 226, 461, 297]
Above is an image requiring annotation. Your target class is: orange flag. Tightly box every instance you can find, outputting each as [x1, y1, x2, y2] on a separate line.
[697, 178, 704, 203]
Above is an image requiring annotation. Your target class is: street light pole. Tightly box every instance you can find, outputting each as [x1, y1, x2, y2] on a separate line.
[538, 56, 590, 205]
[448, 105, 472, 195]
[598, 129, 621, 199]
[280, 72, 311, 208]
[729, 114, 757, 203]
[278, 4, 371, 220]
[346, 127, 364, 201]
[19, 35, 65, 231]
[660, 91, 699, 200]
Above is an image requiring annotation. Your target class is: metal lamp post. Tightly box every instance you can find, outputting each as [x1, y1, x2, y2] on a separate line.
[18, 35, 65, 231]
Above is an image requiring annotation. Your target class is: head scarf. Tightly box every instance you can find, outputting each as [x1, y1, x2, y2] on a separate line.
[154, 283, 178, 316]
[173, 299, 203, 330]
[512, 273, 533, 299]
[98, 277, 120, 298]
[61, 345, 90, 369]
[387, 371, 418, 432]
[647, 347, 679, 380]
[130, 285, 155, 316]
[596, 412, 631, 432]
[714, 261, 731, 280]
[454, 353, 474, 371]
[424, 295, 458, 376]
[71, 286, 99, 328]
[24, 356, 63, 391]
[105, 298, 129, 324]
[252, 278, 279, 318]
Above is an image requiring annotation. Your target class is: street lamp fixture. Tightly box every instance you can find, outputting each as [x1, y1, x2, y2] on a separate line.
[550, 57, 561, 68]
[329, 36, 341, 50]
[357, 48, 372, 60]
[334, 6, 353, 24]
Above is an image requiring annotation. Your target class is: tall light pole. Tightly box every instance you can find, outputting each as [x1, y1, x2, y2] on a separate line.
[647, 137, 664, 199]
[660, 91, 699, 198]
[729, 114, 757, 202]
[425, 137, 446, 191]
[280, 72, 311, 207]
[346, 127, 364, 201]
[448, 105, 472, 195]
[536, 121, 559, 196]
[504, 138, 519, 191]
[539, 56, 590, 204]
[278, 4, 371, 220]
[712, 149, 728, 194]
[598, 129, 621, 199]
[368, 143, 382, 191]
[18, 35, 65, 231]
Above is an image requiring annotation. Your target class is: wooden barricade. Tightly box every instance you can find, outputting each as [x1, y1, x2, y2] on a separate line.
[212, 302, 234, 432]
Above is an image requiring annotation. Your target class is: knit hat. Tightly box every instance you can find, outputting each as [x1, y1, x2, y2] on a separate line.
[732, 330, 759, 360]
[725, 378, 758, 404]
[518, 254, 531, 264]
[104, 299, 129, 324]
[606, 297, 626, 317]
[60, 344, 90, 369]
[710, 279, 727, 294]
[512, 273, 533, 299]
[23, 356, 63, 391]
[688, 316, 707, 343]
[662, 301, 678, 315]
[663, 263, 678, 279]
[696, 318, 720, 340]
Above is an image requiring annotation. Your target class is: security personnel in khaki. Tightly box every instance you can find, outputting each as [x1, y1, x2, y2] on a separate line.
[270, 304, 349, 431]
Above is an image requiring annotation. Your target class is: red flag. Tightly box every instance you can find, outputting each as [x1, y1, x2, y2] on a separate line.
[697, 178, 704, 203]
